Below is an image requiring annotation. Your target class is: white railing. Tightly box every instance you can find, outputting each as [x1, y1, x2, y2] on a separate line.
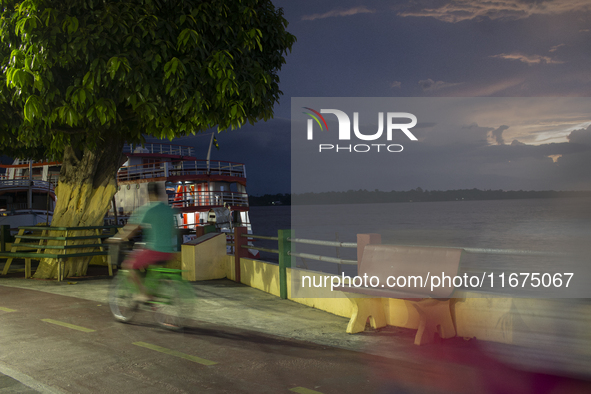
[123, 143, 194, 157]
[117, 160, 246, 182]
[168, 160, 245, 178]
[0, 179, 56, 192]
[117, 165, 166, 181]
[170, 191, 249, 208]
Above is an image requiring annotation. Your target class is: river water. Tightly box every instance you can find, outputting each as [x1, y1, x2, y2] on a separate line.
[249, 197, 591, 297]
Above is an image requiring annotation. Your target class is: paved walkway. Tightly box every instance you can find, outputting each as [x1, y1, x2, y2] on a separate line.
[1, 268, 591, 393]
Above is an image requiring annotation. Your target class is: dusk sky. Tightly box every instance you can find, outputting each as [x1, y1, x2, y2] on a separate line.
[168, 0, 591, 195]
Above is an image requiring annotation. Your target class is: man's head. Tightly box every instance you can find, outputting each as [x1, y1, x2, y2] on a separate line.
[147, 182, 164, 202]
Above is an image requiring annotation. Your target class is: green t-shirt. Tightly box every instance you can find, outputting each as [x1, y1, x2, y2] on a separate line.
[129, 201, 177, 253]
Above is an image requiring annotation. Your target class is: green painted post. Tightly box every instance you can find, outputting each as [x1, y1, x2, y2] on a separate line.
[234, 226, 247, 283]
[278, 229, 293, 299]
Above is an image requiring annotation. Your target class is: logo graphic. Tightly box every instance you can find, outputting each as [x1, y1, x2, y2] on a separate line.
[302, 107, 329, 138]
[304, 108, 418, 153]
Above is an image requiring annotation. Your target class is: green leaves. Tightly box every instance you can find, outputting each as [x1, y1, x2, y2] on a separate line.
[62, 16, 79, 35]
[24, 95, 42, 122]
[163, 57, 181, 78]
[177, 28, 200, 50]
[85, 98, 116, 126]
[0, 0, 296, 160]
[107, 56, 131, 80]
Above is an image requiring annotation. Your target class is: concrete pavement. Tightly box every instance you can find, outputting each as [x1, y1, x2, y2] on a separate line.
[1, 266, 591, 393]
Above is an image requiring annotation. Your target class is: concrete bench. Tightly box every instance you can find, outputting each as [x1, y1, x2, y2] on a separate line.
[0, 225, 120, 281]
[337, 242, 463, 345]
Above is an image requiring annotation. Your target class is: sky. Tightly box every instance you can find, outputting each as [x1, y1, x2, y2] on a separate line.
[169, 0, 591, 195]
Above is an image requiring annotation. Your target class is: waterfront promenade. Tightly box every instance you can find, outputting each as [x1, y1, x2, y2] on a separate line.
[1, 268, 591, 393]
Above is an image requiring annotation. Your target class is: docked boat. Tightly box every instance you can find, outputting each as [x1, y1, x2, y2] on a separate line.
[0, 159, 60, 231]
[108, 140, 258, 256]
[1, 140, 257, 256]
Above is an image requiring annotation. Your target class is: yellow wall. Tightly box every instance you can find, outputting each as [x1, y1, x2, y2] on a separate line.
[227, 257, 416, 326]
[287, 268, 353, 318]
[181, 233, 226, 280]
[239, 258, 281, 296]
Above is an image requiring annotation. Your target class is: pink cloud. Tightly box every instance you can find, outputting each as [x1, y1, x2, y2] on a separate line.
[303, 6, 375, 21]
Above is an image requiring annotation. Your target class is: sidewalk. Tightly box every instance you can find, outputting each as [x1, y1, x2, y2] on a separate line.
[0, 270, 419, 363]
[1, 267, 591, 394]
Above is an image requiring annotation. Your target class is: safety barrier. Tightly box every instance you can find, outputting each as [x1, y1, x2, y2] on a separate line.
[229, 228, 569, 300]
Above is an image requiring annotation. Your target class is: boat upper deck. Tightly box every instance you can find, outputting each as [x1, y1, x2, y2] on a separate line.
[124, 143, 195, 159]
[120, 142, 246, 185]
[118, 159, 246, 185]
[0, 178, 56, 192]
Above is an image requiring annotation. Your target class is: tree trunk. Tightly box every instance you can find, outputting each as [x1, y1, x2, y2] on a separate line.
[33, 139, 125, 279]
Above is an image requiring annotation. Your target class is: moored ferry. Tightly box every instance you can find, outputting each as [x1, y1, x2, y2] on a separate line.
[109, 141, 257, 256]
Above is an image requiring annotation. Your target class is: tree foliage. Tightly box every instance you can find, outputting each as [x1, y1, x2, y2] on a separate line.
[0, 0, 296, 159]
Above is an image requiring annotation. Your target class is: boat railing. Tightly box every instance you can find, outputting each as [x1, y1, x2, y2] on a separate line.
[0, 178, 56, 191]
[117, 160, 246, 182]
[170, 191, 249, 208]
[123, 143, 194, 157]
[0, 207, 52, 215]
[0, 160, 60, 168]
[168, 160, 245, 178]
[117, 164, 166, 182]
[5, 202, 29, 211]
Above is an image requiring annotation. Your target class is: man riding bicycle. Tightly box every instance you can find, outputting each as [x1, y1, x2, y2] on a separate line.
[109, 182, 177, 302]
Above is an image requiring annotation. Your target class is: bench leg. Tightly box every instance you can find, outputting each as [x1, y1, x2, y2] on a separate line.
[107, 256, 113, 277]
[411, 299, 456, 345]
[2, 229, 24, 275]
[346, 298, 387, 334]
[2, 257, 13, 275]
[25, 258, 31, 279]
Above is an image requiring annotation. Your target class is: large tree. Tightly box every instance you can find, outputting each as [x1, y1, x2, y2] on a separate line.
[0, 0, 295, 278]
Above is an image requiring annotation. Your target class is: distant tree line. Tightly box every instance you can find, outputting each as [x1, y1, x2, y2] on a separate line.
[251, 188, 591, 206]
[249, 193, 292, 206]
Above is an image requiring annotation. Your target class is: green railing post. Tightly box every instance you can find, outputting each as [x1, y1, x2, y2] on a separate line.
[234, 226, 247, 283]
[278, 229, 293, 299]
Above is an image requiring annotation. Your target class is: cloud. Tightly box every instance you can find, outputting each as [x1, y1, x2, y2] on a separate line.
[488, 125, 509, 145]
[511, 139, 526, 146]
[549, 44, 566, 52]
[398, 0, 591, 23]
[453, 78, 525, 96]
[548, 154, 562, 162]
[490, 52, 564, 65]
[567, 124, 591, 145]
[302, 6, 375, 21]
[391, 81, 402, 89]
[418, 78, 463, 91]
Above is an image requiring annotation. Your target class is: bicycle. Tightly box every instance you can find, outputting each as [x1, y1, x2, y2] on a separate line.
[108, 242, 195, 330]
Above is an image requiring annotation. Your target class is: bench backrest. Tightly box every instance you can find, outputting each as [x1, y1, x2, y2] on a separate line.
[359, 245, 463, 298]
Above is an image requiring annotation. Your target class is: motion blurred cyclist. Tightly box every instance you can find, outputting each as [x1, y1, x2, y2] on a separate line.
[108, 182, 177, 302]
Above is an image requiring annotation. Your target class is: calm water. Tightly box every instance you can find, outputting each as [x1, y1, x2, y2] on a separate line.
[248, 198, 591, 295]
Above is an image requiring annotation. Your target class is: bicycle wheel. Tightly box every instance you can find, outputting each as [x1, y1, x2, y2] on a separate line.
[153, 278, 194, 330]
[109, 272, 139, 323]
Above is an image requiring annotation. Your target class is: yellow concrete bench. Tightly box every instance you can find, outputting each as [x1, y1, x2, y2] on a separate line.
[336, 244, 463, 345]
